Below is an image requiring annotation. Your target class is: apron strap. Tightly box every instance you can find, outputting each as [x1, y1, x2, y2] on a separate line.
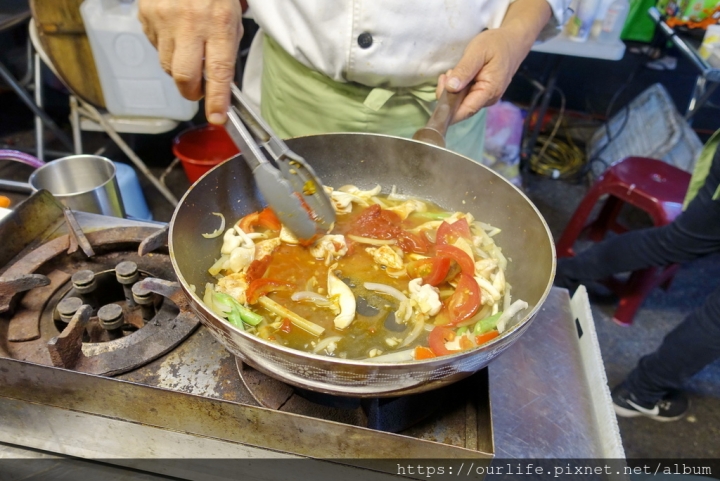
[363, 85, 437, 115]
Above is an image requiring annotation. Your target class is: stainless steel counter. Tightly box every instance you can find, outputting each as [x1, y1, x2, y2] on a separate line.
[491, 287, 623, 459]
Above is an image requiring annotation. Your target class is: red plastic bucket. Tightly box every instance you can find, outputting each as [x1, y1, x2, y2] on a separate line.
[173, 124, 240, 183]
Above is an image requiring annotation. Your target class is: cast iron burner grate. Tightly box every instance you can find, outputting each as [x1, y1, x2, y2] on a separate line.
[0, 227, 200, 376]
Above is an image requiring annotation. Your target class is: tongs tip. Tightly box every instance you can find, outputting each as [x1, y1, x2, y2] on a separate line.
[223, 87, 335, 242]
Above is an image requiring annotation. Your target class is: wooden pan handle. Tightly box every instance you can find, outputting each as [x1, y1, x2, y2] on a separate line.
[412, 87, 469, 148]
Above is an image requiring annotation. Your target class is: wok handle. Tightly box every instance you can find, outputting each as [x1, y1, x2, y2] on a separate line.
[412, 87, 469, 148]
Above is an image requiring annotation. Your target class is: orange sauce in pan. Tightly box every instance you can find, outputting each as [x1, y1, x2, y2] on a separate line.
[257, 202, 442, 359]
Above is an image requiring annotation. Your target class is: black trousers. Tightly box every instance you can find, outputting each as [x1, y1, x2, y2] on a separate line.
[556, 147, 720, 404]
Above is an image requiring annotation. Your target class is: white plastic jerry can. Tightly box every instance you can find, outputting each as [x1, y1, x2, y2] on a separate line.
[80, 0, 198, 121]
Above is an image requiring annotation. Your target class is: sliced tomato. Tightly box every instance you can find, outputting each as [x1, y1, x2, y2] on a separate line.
[414, 346, 436, 360]
[351, 204, 389, 238]
[245, 255, 273, 283]
[446, 274, 481, 326]
[257, 208, 281, 231]
[428, 326, 458, 357]
[246, 278, 294, 304]
[407, 257, 452, 286]
[475, 330, 500, 345]
[436, 218, 472, 245]
[280, 318, 292, 334]
[398, 231, 430, 254]
[238, 208, 282, 233]
[435, 244, 475, 276]
[350, 204, 429, 254]
[237, 212, 260, 233]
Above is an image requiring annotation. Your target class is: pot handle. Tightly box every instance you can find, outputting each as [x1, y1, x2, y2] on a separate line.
[412, 87, 469, 148]
[0, 179, 33, 193]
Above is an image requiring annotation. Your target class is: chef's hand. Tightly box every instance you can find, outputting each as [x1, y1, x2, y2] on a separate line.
[436, 29, 519, 123]
[138, 0, 244, 125]
[436, 0, 552, 124]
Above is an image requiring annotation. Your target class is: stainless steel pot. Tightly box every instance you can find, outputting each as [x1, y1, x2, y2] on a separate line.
[169, 133, 556, 397]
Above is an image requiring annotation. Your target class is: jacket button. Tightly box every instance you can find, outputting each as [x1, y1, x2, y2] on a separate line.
[357, 32, 373, 49]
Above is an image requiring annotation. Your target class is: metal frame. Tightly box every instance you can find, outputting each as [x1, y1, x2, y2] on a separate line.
[24, 18, 179, 207]
[649, 7, 720, 124]
[69, 98, 179, 205]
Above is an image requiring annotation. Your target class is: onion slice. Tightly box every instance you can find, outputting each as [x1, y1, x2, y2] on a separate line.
[365, 349, 415, 363]
[313, 336, 343, 354]
[496, 300, 529, 333]
[363, 282, 408, 302]
[291, 291, 329, 303]
[347, 234, 397, 246]
[291, 291, 335, 309]
[201, 212, 226, 239]
[208, 254, 229, 276]
[399, 318, 426, 348]
[257, 296, 325, 337]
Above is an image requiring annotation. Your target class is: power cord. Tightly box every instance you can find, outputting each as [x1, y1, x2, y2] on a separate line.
[521, 62, 642, 181]
[581, 65, 641, 178]
[528, 87, 586, 179]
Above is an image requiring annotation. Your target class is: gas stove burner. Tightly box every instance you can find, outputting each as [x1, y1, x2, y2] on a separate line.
[235, 358, 467, 433]
[0, 226, 200, 376]
[51, 262, 169, 343]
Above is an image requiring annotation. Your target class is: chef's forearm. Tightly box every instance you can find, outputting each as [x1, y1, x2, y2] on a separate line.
[499, 0, 553, 52]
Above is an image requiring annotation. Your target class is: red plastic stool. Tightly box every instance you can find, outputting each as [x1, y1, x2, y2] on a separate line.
[556, 157, 691, 326]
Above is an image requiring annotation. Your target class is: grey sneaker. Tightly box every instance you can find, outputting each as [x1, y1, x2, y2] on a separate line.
[612, 383, 689, 422]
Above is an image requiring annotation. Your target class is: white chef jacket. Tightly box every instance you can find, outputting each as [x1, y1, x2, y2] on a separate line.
[245, 0, 571, 89]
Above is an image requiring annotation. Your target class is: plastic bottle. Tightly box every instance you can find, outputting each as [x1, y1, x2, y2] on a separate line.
[591, 0, 617, 39]
[700, 24, 720, 60]
[597, 0, 630, 43]
[80, 0, 198, 121]
[567, 0, 602, 42]
[113, 162, 152, 220]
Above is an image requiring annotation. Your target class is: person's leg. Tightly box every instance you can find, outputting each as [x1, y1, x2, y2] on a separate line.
[611, 284, 720, 421]
[556, 148, 720, 289]
[625, 284, 720, 403]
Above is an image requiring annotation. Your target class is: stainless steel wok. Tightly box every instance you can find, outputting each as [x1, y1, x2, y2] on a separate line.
[169, 133, 556, 397]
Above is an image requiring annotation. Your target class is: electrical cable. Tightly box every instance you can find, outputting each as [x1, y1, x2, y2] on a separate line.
[523, 62, 643, 181]
[528, 87, 586, 179]
[581, 65, 641, 178]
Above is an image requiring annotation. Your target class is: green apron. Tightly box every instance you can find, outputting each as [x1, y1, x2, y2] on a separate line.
[683, 129, 720, 209]
[259, 35, 486, 164]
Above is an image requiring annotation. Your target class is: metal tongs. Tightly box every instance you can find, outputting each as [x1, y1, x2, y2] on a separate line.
[224, 85, 335, 241]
